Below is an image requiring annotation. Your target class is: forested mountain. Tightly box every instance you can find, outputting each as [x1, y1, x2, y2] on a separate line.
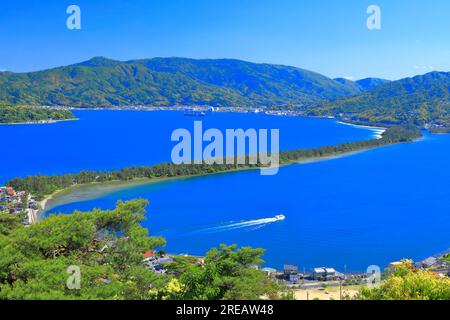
[0, 57, 360, 108]
[356, 77, 391, 90]
[334, 77, 390, 93]
[333, 78, 364, 93]
[305, 72, 450, 130]
[2, 57, 449, 131]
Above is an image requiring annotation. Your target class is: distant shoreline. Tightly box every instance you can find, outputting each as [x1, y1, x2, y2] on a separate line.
[6, 105, 392, 130]
[0, 118, 78, 126]
[68, 105, 307, 118]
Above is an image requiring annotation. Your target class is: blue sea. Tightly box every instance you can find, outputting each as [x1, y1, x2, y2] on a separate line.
[2, 110, 449, 272]
[0, 110, 375, 184]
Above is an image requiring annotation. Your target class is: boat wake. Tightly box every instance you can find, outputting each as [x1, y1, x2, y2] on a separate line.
[158, 215, 285, 239]
[199, 216, 284, 234]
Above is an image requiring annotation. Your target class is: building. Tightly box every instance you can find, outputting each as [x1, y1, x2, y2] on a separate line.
[415, 257, 438, 269]
[6, 187, 16, 196]
[143, 251, 154, 259]
[0, 186, 40, 225]
[261, 267, 277, 277]
[388, 261, 404, 271]
[284, 264, 298, 274]
[283, 264, 299, 283]
[158, 257, 174, 264]
[143, 254, 174, 274]
[312, 267, 339, 281]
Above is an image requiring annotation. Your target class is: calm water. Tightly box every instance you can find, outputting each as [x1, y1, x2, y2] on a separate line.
[3, 111, 448, 271]
[0, 110, 374, 184]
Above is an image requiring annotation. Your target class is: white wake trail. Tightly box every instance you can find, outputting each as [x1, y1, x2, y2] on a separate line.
[161, 216, 284, 239]
[201, 217, 281, 234]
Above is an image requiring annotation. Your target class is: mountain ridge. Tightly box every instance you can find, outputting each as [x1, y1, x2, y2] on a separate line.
[0, 57, 362, 108]
[2, 57, 449, 131]
[305, 71, 450, 130]
[334, 77, 391, 93]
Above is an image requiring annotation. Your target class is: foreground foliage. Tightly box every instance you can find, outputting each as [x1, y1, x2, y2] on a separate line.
[356, 261, 450, 300]
[0, 213, 25, 236]
[0, 199, 166, 299]
[0, 199, 283, 300]
[166, 245, 283, 300]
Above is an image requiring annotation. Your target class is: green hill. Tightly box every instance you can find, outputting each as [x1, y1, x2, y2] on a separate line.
[334, 77, 391, 93]
[334, 78, 364, 93]
[356, 77, 391, 90]
[305, 72, 450, 130]
[0, 57, 360, 108]
[3, 58, 448, 131]
[0, 105, 76, 124]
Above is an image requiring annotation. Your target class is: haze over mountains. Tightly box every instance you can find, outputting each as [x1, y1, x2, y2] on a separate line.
[0, 57, 390, 109]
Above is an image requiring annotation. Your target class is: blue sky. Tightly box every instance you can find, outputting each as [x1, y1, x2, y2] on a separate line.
[1, 0, 449, 80]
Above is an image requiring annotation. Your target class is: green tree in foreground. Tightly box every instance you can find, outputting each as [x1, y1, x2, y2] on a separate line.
[167, 244, 284, 300]
[0, 199, 284, 300]
[0, 199, 167, 300]
[0, 213, 25, 236]
[355, 261, 450, 300]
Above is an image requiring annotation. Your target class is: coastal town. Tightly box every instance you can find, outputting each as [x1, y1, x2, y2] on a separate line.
[56, 104, 310, 117]
[143, 249, 450, 300]
[260, 252, 449, 297]
[0, 186, 39, 225]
